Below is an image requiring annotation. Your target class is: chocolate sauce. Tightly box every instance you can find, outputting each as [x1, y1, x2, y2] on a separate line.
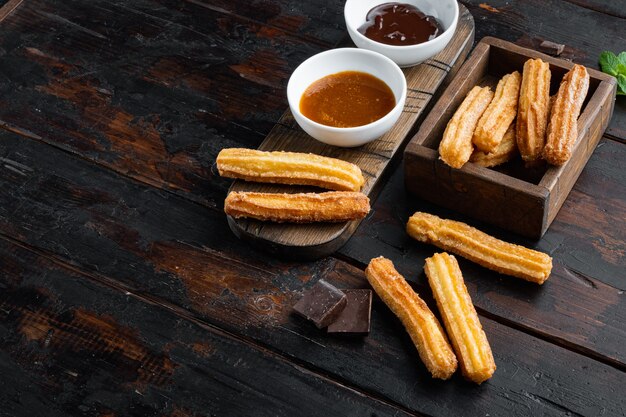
[358, 3, 444, 46]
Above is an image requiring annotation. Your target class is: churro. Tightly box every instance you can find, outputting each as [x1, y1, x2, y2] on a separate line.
[365, 257, 457, 379]
[473, 71, 522, 153]
[516, 59, 551, 162]
[224, 191, 369, 223]
[470, 123, 517, 167]
[424, 253, 495, 384]
[216, 148, 365, 191]
[543, 64, 589, 165]
[407, 212, 552, 284]
[439, 86, 494, 169]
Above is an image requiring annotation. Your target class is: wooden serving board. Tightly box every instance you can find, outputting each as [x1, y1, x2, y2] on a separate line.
[227, 5, 475, 259]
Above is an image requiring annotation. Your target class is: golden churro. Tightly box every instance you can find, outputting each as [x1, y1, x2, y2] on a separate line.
[543, 64, 590, 165]
[424, 253, 496, 384]
[407, 212, 552, 284]
[439, 86, 494, 169]
[516, 59, 551, 162]
[470, 123, 517, 167]
[365, 257, 457, 379]
[224, 191, 369, 223]
[216, 148, 365, 191]
[473, 71, 522, 153]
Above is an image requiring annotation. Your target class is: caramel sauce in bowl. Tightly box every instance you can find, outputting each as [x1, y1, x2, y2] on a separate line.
[300, 71, 396, 128]
[344, 0, 459, 67]
[287, 48, 407, 147]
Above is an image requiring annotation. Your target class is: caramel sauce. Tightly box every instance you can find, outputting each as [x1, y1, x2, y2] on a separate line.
[358, 2, 444, 46]
[299, 71, 395, 128]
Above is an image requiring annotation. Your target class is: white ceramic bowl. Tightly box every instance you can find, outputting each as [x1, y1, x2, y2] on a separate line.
[287, 48, 407, 148]
[344, 0, 459, 67]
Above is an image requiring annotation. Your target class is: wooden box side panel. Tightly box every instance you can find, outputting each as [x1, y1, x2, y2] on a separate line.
[405, 146, 548, 238]
[484, 37, 614, 84]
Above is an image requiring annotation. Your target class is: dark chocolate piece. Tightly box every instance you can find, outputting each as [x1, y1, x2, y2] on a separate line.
[539, 40, 565, 56]
[292, 280, 347, 329]
[327, 289, 372, 335]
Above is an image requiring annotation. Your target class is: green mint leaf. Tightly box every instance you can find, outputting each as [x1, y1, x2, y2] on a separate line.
[617, 52, 626, 75]
[617, 74, 626, 96]
[599, 51, 619, 76]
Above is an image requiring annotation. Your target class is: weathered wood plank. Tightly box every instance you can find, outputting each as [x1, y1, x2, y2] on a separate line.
[2, 0, 625, 219]
[605, 100, 626, 142]
[562, 0, 626, 19]
[0, 239, 416, 417]
[0, 0, 623, 415]
[1, 122, 625, 416]
[460, 0, 626, 140]
[0, 0, 329, 208]
[180, 0, 346, 46]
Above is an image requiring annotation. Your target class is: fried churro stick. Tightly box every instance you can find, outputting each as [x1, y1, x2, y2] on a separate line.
[470, 123, 517, 167]
[365, 257, 457, 379]
[439, 86, 494, 169]
[473, 71, 522, 153]
[407, 212, 552, 284]
[543, 64, 590, 166]
[224, 191, 369, 223]
[217, 148, 365, 191]
[516, 59, 551, 162]
[424, 253, 496, 384]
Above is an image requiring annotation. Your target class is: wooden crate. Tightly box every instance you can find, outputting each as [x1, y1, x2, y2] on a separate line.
[404, 37, 617, 239]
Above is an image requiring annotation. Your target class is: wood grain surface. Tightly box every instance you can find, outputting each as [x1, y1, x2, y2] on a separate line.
[0, 239, 416, 417]
[0, 0, 624, 415]
[0, 0, 329, 209]
[1, 122, 625, 416]
[563, 0, 626, 18]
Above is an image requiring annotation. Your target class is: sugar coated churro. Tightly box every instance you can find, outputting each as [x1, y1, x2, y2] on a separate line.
[439, 86, 494, 169]
[365, 257, 458, 379]
[543, 64, 590, 166]
[516, 59, 551, 162]
[424, 253, 496, 384]
[407, 212, 552, 284]
[224, 191, 369, 223]
[470, 123, 517, 167]
[473, 71, 522, 153]
[216, 148, 365, 191]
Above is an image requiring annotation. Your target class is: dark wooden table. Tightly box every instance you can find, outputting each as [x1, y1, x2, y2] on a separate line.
[0, 0, 624, 416]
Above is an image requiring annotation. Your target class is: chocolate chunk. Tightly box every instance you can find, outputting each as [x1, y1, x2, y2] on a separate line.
[539, 40, 565, 56]
[292, 280, 347, 329]
[327, 289, 372, 335]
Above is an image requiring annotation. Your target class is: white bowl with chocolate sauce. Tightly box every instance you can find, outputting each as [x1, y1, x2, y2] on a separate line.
[344, 0, 459, 67]
[287, 48, 407, 147]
